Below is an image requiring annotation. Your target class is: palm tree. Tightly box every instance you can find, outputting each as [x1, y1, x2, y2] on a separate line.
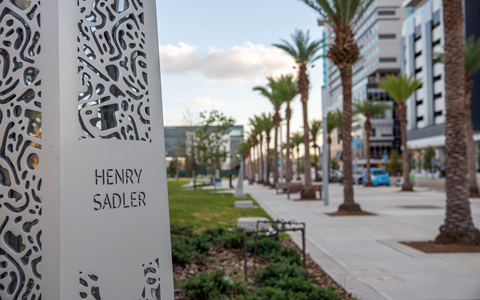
[261, 113, 274, 186]
[309, 120, 322, 181]
[249, 116, 264, 183]
[274, 30, 323, 199]
[353, 99, 391, 186]
[435, 0, 480, 245]
[302, 0, 374, 210]
[275, 75, 299, 183]
[238, 141, 250, 179]
[326, 110, 343, 176]
[254, 78, 284, 186]
[436, 35, 480, 197]
[379, 74, 421, 191]
[291, 132, 304, 181]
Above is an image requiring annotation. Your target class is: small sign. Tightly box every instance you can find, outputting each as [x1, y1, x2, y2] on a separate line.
[215, 178, 222, 188]
[431, 158, 436, 166]
[382, 155, 389, 163]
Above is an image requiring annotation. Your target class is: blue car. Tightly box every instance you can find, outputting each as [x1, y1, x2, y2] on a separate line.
[363, 168, 390, 186]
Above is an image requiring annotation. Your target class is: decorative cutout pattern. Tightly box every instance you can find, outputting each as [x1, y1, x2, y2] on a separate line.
[141, 258, 161, 300]
[0, 0, 43, 299]
[77, 0, 151, 142]
[79, 258, 161, 299]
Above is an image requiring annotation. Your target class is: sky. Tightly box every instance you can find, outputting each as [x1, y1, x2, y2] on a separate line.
[156, 0, 326, 142]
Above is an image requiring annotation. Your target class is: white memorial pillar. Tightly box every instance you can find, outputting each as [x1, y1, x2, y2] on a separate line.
[0, 0, 174, 299]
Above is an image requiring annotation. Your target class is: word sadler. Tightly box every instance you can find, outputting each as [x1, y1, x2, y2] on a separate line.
[93, 169, 146, 211]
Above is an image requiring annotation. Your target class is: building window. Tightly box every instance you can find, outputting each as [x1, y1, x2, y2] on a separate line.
[379, 34, 396, 39]
[378, 10, 395, 16]
[379, 57, 397, 63]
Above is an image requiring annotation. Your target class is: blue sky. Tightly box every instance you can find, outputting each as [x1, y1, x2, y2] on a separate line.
[156, 0, 325, 137]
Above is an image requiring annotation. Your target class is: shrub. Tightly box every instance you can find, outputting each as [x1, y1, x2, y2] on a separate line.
[182, 269, 246, 300]
[171, 234, 211, 264]
[215, 228, 245, 249]
[171, 224, 196, 238]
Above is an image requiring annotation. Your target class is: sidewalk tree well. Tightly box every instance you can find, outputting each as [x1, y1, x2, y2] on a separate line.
[378, 73, 422, 192]
[435, 0, 480, 245]
[302, 0, 374, 210]
[353, 99, 391, 186]
[436, 35, 480, 197]
[195, 110, 235, 183]
[274, 30, 323, 199]
[309, 119, 322, 181]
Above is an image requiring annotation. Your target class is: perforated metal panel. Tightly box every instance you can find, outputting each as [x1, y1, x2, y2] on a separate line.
[1, 0, 173, 299]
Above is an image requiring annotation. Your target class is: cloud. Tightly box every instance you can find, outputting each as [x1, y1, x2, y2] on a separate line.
[159, 42, 295, 84]
[178, 97, 226, 107]
[163, 117, 186, 126]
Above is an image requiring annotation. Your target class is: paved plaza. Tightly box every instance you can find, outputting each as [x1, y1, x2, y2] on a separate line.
[243, 182, 480, 300]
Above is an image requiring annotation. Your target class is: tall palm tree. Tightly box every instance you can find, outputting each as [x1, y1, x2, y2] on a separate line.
[275, 75, 299, 183]
[435, 0, 480, 245]
[436, 35, 480, 197]
[261, 113, 274, 186]
[274, 30, 322, 199]
[254, 78, 284, 186]
[249, 116, 264, 183]
[379, 74, 421, 191]
[326, 110, 343, 177]
[291, 132, 304, 181]
[353, 99, 391, 186]
[302, 0, 374, 210]
[309, 120, 322, 181]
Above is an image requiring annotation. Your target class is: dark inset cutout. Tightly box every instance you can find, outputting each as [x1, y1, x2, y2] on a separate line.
[4, 231, 25, 253]
[10, 0, 32, 10]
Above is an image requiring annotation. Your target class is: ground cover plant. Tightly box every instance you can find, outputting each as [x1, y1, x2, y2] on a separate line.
[168, 181, 355, 299]
[171, 224, 350, 300]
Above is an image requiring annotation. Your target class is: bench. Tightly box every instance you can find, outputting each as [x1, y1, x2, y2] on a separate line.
[276, 183, 323, 199]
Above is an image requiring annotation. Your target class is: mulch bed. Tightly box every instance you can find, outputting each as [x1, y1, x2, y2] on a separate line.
[327, 211, 376, 216]
[401, 241, 480, 253]
[173, 239, 356, 300]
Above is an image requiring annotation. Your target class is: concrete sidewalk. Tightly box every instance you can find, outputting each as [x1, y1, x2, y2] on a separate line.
[243, 182, 480, 300]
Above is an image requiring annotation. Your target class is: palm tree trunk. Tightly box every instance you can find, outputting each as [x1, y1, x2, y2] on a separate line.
[258, 135, 264, 183]
[298, 64, 315, 199]
[365, 119, 373, 186]
[296, 147, 301, 180]
[265, 135, 271, 186]
[465, 80, 480, 197]
[286, 105, 292, 183]
[314, 144, 318, 181]
[338, 66, 360, 211]
[436, 0, 480, 245]
[273, 119, 279, 186]
[328, 134, 331, 178]
[397, 104, 413, 191]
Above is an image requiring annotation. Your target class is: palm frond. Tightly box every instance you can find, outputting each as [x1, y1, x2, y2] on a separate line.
[378, 73, 422, 103]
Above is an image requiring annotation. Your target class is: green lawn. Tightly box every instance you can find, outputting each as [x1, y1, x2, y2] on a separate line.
[168, 181, 270, 232]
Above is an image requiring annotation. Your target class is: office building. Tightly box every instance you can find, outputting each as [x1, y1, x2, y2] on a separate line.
[164, 125, 244, 169]
[402, 0, 480, 169]
[325, 0, 406, 167]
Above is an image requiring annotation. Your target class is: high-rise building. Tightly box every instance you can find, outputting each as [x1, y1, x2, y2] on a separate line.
[401, 0, 480, 170]
[325, 0, 406, 168]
